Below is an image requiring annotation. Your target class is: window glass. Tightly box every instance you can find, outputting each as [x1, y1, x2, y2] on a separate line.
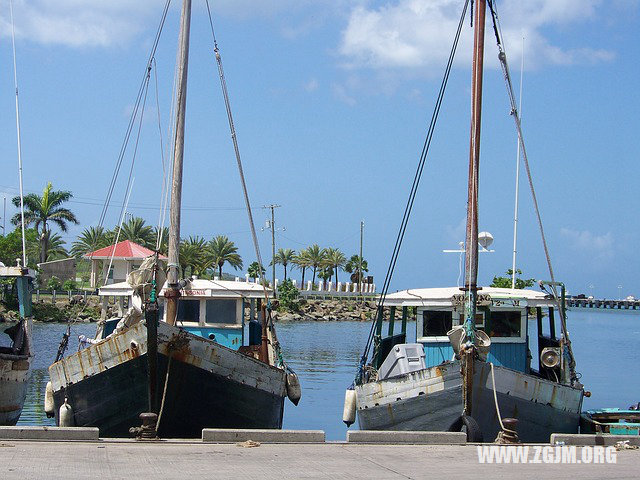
[488, 311, 522, 337]
[205, 299, 237, 324]
[422, 310, 452, 337]
[176, 299, 200, 323]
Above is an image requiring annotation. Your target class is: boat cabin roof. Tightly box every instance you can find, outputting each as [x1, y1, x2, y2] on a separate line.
[0, 266, 36, 279]
[383, 286, 555, 308]
[100, 278, 271, 300]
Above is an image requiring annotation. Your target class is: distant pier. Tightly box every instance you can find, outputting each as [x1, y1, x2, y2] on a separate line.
[567, 297, 640, 311]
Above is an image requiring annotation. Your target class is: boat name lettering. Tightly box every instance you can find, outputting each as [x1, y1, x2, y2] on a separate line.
[451, 294, 491, 306]
[181, 289, 207, 296]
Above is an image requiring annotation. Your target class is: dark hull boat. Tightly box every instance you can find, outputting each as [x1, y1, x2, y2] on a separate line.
[49, 321, 286, 438]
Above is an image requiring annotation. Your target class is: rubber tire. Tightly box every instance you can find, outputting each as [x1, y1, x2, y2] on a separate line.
[447, 414, 484, 443]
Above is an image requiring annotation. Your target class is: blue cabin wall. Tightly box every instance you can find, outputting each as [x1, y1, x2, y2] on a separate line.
[422, 341, 527, 372]
[182, 326, 242, 350]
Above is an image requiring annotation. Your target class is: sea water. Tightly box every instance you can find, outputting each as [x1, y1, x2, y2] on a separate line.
[15, 310, 640, 440]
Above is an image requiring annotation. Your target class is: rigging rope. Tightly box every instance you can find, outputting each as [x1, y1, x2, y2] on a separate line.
[486, 0, 578, 384]
[356, 0, 471, 379]
[95, 0, 172, 238]
[204, 0, 270, 302]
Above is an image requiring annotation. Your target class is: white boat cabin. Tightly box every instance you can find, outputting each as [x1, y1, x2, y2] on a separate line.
[99, 278, 271, 351]
[375, 286, 563, 376]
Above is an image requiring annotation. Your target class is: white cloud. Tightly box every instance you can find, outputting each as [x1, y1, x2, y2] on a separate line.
[304, 78, 319, 92]
[331, 82, 356, 106]
[339, 0, 617, 72]
[560, 227, 614, 262]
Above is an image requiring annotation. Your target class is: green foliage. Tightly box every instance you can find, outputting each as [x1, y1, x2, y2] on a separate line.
[62, 279, 77, 291]
[306, 244, 326, 284]
[490, 269, 536, 289]
[0, 227, 38, 267]
[272, 248, 295, 280]
[12, 182, 78, 264]
[277, 279, 299, 312]
[179, 236, 209, 277]
[116, 216, 155, 248]
[248, 261, 266, 279]
[207, 235, 242, 277]
[47, 276, 62, 290]
[345, 254, 369, 282]
[71, 226, 110, 257]
[324, 247, 346, 284]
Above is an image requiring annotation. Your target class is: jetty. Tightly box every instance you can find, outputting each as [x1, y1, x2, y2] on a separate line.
[567, 297, 640, 311]
[0, 428, 638, 479]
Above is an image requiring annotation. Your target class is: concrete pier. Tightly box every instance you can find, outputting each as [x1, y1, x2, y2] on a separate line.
[0, 440, 638, 479]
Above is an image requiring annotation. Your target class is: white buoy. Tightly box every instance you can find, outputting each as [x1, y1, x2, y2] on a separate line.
[286, 372, 302, 406]
[59, 397, 75, 427]
[44, 381, 55, 418]
[342, 389, 357, 426]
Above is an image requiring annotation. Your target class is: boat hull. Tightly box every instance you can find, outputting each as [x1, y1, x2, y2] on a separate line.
[0, 354, 31, 426]
[356, 360, 583, 443]
[49, 322, 287, 438]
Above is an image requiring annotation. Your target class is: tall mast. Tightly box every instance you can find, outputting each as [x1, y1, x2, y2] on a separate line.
[166, 0, 192, 326]
[464, 0, 486, 312]
[462, 0, 486, 418]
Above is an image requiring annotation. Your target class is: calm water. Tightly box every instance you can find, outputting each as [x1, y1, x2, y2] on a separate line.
[15, 310, 640, 440]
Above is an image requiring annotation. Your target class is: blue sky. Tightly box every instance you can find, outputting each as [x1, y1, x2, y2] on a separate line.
[0, 0, 638, 298]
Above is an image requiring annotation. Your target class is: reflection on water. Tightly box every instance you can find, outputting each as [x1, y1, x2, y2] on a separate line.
[15, 311, 640, 440]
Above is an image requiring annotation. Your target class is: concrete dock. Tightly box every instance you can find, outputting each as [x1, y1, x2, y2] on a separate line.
[1, 439, 638, 479]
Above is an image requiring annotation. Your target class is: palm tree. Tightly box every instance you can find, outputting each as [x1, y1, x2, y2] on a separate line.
[179, 236, 209, 277]
[248, 261, 266, 280]
[292, 248, 312, 286]
[71, 226, 110, 258]
[306, 244, 326, 285]
[345, 254, 369, 285]
[42, 231, 68, 261]
[324, 247, 346, 285]
[272, 248, 295, 280]
[317, 266, 333, 289]
[207, 235, 242, 278]
[117, 216, 155, 248]
[12, 182, 78, 264]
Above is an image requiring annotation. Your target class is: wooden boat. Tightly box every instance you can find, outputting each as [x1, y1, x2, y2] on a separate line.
[353, 287, 584, 442]
[0, 265, 35, 426]
[580, 408, 640, 436]
[47, 0, 298, 438]
[347, 0, 584, 443]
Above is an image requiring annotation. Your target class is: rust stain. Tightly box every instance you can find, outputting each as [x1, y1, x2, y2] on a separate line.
[0, 404, 20, 413]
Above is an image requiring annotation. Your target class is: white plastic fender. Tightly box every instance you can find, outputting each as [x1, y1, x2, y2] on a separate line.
[286, 372, 302, 406]
[59, 397, 75, 427]
[342, 389, 357, 426]
[44, 381, 55, 418]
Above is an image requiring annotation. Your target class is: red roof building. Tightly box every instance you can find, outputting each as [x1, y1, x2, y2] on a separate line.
[85, 240, 166, 287]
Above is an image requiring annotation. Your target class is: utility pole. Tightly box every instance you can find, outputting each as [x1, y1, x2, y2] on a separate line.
[359, 220, 364, 294]
[262, 204, 281, 293]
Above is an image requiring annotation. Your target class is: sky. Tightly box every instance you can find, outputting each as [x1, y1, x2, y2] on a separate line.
[0, 0, 638, 298]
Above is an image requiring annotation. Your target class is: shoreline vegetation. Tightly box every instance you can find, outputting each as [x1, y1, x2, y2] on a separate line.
[0, 295, 410, 324]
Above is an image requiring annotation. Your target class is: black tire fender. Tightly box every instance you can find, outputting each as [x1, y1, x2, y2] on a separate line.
[447, 414, 484, 442]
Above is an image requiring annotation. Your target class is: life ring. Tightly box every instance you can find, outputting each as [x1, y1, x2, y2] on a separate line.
[447, 414, 484, 442]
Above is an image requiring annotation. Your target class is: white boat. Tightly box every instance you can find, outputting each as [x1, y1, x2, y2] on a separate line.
[353, 287, 584, 442]
[0, 265, 35, 426]
[346, 0, 584, 443]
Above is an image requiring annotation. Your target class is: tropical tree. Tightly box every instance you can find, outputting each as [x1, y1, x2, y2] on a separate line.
[116, 216, 155, 248]
[0, 227, 38, 267]
[248, 261, 266, 280]
[324, 247, 346, 285]
[317, 266, 333, 289]
[179, 236, 209, 277]
[41, 231, 68, 261]
[306, 244, 326, 285]
[292, 248, 312, 286]
[345, 254, 369, 287]
[71, 226, 110, 258]
[11, 182, 78, 264]
[207, 235, 242, 278]
[490, 269, 535, 289]
[272, 248, 295, 280]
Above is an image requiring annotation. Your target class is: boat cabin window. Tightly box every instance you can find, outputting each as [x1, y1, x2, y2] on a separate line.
[488, 310, 521, 337]
[177, 299, 200, 323]
[422, 310, 452, 337]
[205, 299, 237, 325]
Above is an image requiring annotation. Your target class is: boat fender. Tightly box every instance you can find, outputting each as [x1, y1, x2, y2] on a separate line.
[44, 381, 55, 418]
[59, 397, 75, 427]
[447, 414, 483, 442]
[286, 371, 302, 406]
[342, 388, 357, 427]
